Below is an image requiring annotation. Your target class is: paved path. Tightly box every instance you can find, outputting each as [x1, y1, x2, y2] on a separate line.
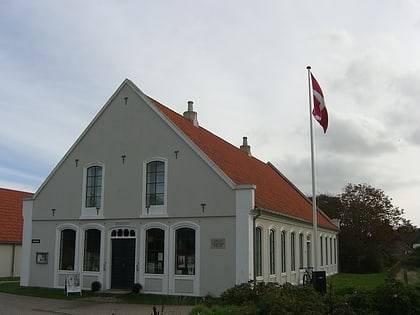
[0, 292, 193, 315]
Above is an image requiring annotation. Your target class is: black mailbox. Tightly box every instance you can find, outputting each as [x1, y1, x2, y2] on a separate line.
[312, 270, 326, 294]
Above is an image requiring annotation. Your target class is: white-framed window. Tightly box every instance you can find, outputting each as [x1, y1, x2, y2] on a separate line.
[334, 238, 337, 264]
[145, 228, 165, 274]
[306, 235, 311, 267]
[83, 229, 101, 272]
[330, 237, 333, 265]
[175, 228, 196, 275]
[320, 236, 324, 266]
[290, 232, 296, 271]
[299, 233, 304, 269]
[56, 224, 79, 272]
[142, 158, 168, 216]
[281, 230, 286, 273]
[269, 229, 276, 275]
[325, 237, 329, 266]
[81, 162, 105, 218]
[255, 227, 263, 277]
[59, 229, 76, 271]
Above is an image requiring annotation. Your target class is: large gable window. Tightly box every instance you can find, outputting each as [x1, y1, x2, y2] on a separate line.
[86, 166, 103, 208]
[143, 159, 167, 216]
[59, 229, 76, 271]
[146, 161, 164, 206]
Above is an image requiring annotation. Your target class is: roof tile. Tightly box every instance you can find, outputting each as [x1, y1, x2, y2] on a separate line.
[0, 188, 33, 243]
[149, 97, 337, 230]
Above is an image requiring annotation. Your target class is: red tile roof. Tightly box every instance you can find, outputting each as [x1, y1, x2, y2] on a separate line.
[0, 188, 33, 243]
[149, 97, 337, 230]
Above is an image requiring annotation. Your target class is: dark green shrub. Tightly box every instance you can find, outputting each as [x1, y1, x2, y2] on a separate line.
[372, 280, 420, 315]
[220, 282, 254, 306]
[91, 281, 101, 292]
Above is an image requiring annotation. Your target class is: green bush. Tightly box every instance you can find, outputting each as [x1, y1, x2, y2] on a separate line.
[196, 279, 420, 315]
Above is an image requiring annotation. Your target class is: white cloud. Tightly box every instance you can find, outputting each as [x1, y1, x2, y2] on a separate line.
[1, 0, 420, 226]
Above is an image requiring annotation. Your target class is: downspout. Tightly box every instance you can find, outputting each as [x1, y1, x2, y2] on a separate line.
[252, 208, 261, 285]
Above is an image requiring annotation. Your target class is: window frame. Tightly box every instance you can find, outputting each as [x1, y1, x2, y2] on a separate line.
[290, 232, 296, 272]
[83, 228, 101, 272]
[255, 227, 263, 277]
[81, 162, 105, 218]
[174, 226, 199, 276]
[142, 158, 168, 216]
[281, 230, 286, 273]
[57, 225, 79, 272]
[145, 228, 165, 274]
[269, 229, 276, 275]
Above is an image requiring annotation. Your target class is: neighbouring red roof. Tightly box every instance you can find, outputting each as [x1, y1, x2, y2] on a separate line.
[148, 97, 337, 230]
[0, 188, 33, 243]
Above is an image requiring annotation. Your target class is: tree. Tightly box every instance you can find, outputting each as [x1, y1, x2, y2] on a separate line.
[317, 183, 412, 273]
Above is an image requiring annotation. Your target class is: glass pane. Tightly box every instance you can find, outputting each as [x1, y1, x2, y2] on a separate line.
[147, 162, 156, 172]
[83, 229, 101, 271]
[60, 229, 76, 270]
[155, 194, 164, 205]
[175, 228, 195, 275]
[156, 183, 164, 194]
[156, 173, 164, 183]
[146, 228, 165, 274]
[155, 161, 164, 172]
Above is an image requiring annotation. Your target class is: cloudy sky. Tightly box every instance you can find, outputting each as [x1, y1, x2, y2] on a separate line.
[1, 1, 420, 226]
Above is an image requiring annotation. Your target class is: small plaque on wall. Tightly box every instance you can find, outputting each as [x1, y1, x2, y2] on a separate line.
[211, 238, 226, 249]
[36, 252, 48, 264]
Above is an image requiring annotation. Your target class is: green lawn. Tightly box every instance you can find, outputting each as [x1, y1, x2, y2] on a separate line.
[327, 272, 389, 291]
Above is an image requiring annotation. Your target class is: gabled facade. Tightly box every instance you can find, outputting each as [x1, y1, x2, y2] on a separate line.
[0, 188, 33, 277]
[21, 79, 338, 296]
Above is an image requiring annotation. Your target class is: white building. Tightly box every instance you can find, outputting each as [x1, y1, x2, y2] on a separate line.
[21, 79, 338, 296]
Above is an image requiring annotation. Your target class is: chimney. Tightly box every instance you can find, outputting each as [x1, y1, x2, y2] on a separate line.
[183, 100, 199, 127]
[240, 136, 251, 156]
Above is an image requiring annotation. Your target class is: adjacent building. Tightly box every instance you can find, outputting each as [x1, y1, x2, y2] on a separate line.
[21, 79, 338, 296]
[0, 188, 33, 277]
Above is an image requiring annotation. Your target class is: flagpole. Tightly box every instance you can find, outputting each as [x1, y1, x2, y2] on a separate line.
[307, 65, 318, 271]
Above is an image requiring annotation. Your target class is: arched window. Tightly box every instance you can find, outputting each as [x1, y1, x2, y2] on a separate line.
[175, 228, 195, 275]
[60, 229, 76, 270]
[306, 235, 311, 267]
[255, 227, 262, 277]
[146, 161, 165, 206]
[290, 232, 296, 271]
[281, 230, 286, 273]
[269, 229, 276, 275]
[299, 233, 304, 269]
[83, 229, 101, 272]
[86, 166, 103, 208]
[146, 228, 165, 274]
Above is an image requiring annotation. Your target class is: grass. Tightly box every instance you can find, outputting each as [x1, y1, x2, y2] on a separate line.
[327, 272, 389, 291]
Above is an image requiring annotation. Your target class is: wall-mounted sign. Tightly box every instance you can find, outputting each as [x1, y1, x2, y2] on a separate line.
[36, 252, 48, 264]
[211, 238, 226, 249]
[32, 239, 40, 244]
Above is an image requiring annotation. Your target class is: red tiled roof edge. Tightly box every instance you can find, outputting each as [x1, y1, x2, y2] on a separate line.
[0, 188, 33, 243]
[146, 96, 337, 231]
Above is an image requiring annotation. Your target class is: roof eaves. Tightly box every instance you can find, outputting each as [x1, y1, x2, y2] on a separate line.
[266, 162, 338, 230]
